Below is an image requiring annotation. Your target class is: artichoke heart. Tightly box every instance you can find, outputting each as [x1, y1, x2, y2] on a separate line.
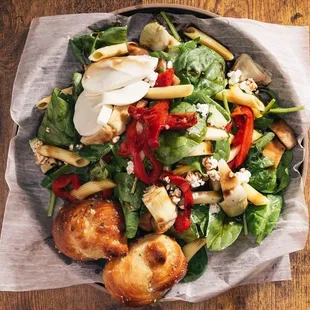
[218, 159, 248, 217]
[139, 22, 171, 51]
[142, 186, 177, 233]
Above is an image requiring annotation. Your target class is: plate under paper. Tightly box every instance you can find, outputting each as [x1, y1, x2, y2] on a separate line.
[0, 12, 309, 303]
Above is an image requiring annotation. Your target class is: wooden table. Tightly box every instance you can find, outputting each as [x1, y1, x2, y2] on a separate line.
[0, 0, 309, 309]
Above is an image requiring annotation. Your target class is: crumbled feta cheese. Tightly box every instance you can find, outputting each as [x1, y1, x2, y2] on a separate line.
[239, 78, 258, 94]
[187, 125, 200, 135]
[235, 168, 251, 184]
[167, 61, 173, 69]
[207, 169, 220, 182]
[126, 161, 134, 175]
[210, 203, 221, 214]
[69, 144, 74, 151]
[163, 176, 171, 184]
[171, 188, 181, 198]
[75, 144, 83, 150]
[196, 103, 209, 118]
[202, 156, 218, 171]
[163, 166, 171, 171]
[227, 70, 242, 85]
[186, 171, 205, 188]
[171, 196, 181, 205]
[144, 71, 159, 87]
[112, 135, 120, 144]
[45, 127, 50, 133]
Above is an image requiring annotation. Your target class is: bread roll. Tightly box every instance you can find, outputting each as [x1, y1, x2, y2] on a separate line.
[53, 199, 128, 261]
[103, 234, 187, 306]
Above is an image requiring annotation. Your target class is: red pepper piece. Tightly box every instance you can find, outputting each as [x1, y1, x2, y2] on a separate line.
[102, 188, 113, 199]
[174, 214, 191, 233]
[166, 112, 198, 130]
[129, 100, 198, 148]
[118, 120, 162, 184]
[155, 68, 174, 87]
[230, 106, 254, 168]
[52, 174, 80, 201]
[225, 122, 233, 133]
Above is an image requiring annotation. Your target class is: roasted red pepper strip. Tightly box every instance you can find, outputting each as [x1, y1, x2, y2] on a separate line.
[174, 215, 191, 233]
[225, 122, 233, 133]
[230, 106, 254, 168]
[128, 101, 198, 148]
[166, 112, 197, 130]
[155, 68, 174, 87]
[52, 174, 80, 201]
[119, 120, 162, 184]
[102, 188, 113, 199]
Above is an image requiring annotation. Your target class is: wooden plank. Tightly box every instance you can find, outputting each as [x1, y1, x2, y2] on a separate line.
[0, 0, 309, 309]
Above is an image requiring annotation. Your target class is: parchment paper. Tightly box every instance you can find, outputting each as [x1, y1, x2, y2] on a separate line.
[0, 13, 309, 302]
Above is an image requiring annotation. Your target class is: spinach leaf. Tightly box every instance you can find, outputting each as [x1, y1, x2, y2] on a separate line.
[156, 102, 207, 165]
[180, 156, 205, 175]
[249, 168, 277, 193]
[168, 221, 200, 243]
[111, 140, 128, 172]
[245, 148, 274, 172]
[37, 89, 76, 147]
[187, 93, 230, 122]
[213, 138, 230, 161]
[41, 164, 89, 190]
[72, 72, 83, 101]
[115, 173, 146, 238]
[275, 150, 293, 193]
[182, 246, 208, 283]
[206, 209, 243, 251]
[73, 143, 111, 161]
[254, 116, 274, 130]
[246, 194, 283, 243]
[70, 27, 127, 64]
[191, 204, 209, 237]
[150, 50, 179, 62]
[174, 46, 225, 97]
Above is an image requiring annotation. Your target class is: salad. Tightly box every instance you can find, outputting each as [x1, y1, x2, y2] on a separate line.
[30, 12, 304, 307]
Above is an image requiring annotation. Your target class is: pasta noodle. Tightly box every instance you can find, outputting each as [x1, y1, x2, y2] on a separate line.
[36, 145, 89, 167]
[70, 179, 117, 200]
[184, 27, 234, 61]
[144, 85, 194, 99]
[88, 43, 128, 62]
[36, 87, 73, 110]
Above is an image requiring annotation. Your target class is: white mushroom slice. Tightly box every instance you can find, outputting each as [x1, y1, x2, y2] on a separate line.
[100, 81, 150, 106]
[82, 55, 158, 94]
[73, 91, 103, 136]
[218, 159, 248, 217]
[97, 104, 113, 126]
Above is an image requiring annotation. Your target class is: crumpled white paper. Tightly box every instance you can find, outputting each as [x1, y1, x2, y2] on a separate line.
[0, 13, 309, 303]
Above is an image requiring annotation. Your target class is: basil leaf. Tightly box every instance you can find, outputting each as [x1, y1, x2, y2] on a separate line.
[182, 246, 208, 283]
[89, 159, 109, 181]
[206, 209, 242, 251]
[275, 150, 293, 193]
[246, 194, 283, 243]
[37, 89, 76, 147]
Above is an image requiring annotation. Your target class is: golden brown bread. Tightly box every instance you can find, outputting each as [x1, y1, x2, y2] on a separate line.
[52, 199, 128, 261]
[103, 234, 187, 307]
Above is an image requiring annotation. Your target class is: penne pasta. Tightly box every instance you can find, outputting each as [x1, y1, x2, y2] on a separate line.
[145, 85, 194, 99]
[36, 87, 73, 110]
[70, 179, 117, 200]
[216, 84, 265, 111]
[37, 145, 89, 167]
[89, 43, 128, 62]
[184, 27, 234, 61]
[172, 165, 196, 176]
[186, 141, 213, 157]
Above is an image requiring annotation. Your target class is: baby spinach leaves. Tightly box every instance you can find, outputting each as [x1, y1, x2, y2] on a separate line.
[206, 209, 242, 252]
[246, 195, 283, 243]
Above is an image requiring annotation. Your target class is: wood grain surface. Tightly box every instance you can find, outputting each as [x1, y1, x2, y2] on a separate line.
[0, 0, 309, 309]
